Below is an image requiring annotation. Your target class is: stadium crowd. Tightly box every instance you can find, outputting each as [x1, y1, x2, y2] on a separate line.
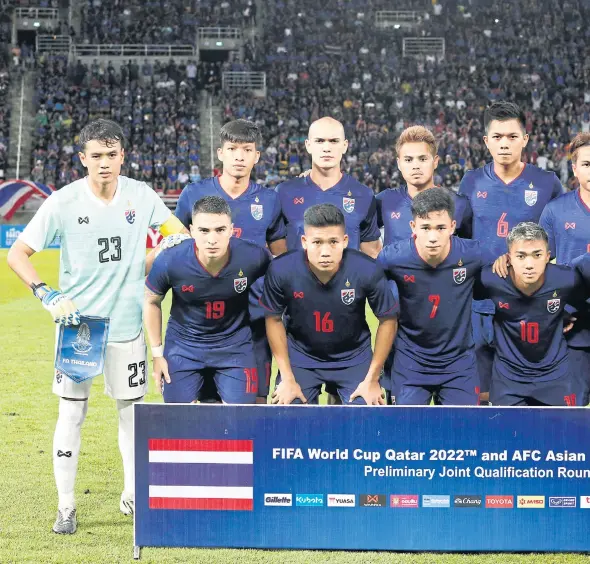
[22, 0, 590, 193]
[0, 8, 12, 181]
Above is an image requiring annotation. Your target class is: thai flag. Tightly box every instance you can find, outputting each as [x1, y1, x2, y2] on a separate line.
[148, 439, 254, 510]
[0, 180, 54, 220]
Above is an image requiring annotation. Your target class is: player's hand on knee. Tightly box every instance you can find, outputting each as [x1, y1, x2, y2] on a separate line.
[492, 253, 510, 278]
[152, 357, 171, 394]
[350, 380, 385, 406]
[272, 379, 307, 405]
[35, 285, 80, 326]
[156, 234, 191, 257]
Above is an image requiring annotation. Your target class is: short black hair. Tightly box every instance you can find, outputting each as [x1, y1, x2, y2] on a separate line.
[192, 196, 232, 218]
[220, 119, 262, 148]
[411, 187, 455, 219]
[484, 102, 526, 134]
[304, 203, 345, 229]
[79, 119, 126, 151]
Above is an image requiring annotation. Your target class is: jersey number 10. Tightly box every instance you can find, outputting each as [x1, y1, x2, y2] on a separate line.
[520, 321, 539, 344]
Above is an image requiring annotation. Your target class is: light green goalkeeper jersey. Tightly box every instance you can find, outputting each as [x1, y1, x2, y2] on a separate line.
[19, 176, 171, 341]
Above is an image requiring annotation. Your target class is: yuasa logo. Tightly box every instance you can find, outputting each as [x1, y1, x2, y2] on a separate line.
[485, 495, 514, 508]
[360, 495, 386, 507]
[549, 497, 576, 508]
[264, 494, 292, 506]
[453, 495, 482, 508]
[327, 494, 355, 507]
[579, 496, 590, 508]
[390, 495, 419, 508]
[517, 496, 545, 508]
[296, 494, 323, 507]
[422, 495, 450, 508]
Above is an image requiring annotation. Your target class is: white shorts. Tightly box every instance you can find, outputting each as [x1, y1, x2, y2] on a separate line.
[53, 329, 147, 400]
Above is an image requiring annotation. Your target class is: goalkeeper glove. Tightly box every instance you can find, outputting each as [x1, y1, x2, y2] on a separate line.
[32, 283, 80, 326]
[159, 233, 191, 251]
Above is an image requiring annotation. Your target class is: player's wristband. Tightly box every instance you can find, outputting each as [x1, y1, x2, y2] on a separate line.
[31, 282, 50, 300]
[151, 345, 164, 358]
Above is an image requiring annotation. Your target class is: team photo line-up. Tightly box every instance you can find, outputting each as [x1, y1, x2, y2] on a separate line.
[6, 101, 590, 535]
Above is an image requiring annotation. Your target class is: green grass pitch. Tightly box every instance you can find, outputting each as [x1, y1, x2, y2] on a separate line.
[0, 249, 587, 563]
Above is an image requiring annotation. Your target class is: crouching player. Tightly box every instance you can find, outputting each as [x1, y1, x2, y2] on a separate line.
[377, 188, 495, 405]
[260, 203, 398, 405]
[482, 222, 590, 406]
[144, 196, 271, 403]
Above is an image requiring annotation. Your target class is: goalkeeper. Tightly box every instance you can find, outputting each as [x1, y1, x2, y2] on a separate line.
[7, 119, 186, 534]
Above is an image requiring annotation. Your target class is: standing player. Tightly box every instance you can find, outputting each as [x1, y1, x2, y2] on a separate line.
[377, 125, 472, 246]
[260, 204, 398, 405]
[479, 223, 589, 406]
[539, 133, 590, 404]
[377, 188, 495, 405]
[459, 102, 563, 402]
[7, 119, 185, 533]
[145, 196, 271, 404]
[174, 119, 287, 403]
[276, 117, 382, 258]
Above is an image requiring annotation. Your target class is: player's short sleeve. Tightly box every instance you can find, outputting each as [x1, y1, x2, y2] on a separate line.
[266, 194, 287, 243]
[260, 261, 286, 315]
[18, 194, 62, 252]
[455, 194, 473, 239]
[147, 185, 172, 229]
[255, 246, 272, 279]
[145, 251, 171, 296]
[360, 194, 381, 242]
[550, 173, 565, 199]
[376, 244, 395, 276]
[571, 254, 590, 289]
[366, 265, 399, 318]
[473, 268, 491, 301]
[539, 204, 556, 258]
[375, 192, 385, 228]
[457, 170, 474, 198]
[174, 185, 193, 229]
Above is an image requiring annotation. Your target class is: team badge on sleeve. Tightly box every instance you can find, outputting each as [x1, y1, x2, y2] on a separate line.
[343, 191, 355, 213]
[234, 269, 248, 293]
[341, 279, 355, 305]
[453, 259, 466, 285]
[524, 184, 538, 207]
[547, 291, 560, 314]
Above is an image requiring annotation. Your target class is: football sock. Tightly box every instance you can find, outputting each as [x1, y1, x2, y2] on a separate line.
[117, 397, 143, 498]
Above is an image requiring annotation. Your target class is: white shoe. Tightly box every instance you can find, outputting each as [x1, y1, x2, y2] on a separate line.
[120, 493, 134, 516]
[53, 507, 77, 534]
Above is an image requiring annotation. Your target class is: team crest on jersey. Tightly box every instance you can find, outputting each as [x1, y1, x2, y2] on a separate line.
[125, 209, 136, 224]
[343, 196, 355, 213]
[524, 189, 538, 207]
[453, 267, 467, 284]
[341, 279, 355, 305]
[251, 204, 263, 221]
[547, 298, 560, 313]
[72, 323, 93, 355]
[234, 269, 248, 293]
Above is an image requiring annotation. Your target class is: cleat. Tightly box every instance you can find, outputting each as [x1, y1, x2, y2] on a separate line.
[53, 507, 77, 534]
[120, 493, 134, 516]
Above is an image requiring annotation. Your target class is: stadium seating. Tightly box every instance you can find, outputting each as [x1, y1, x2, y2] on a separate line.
[0, 12, 11, 182]
[31, 55, 201, 191]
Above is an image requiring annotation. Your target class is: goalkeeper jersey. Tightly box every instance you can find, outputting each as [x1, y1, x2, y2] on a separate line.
[19, 176, 171, 341]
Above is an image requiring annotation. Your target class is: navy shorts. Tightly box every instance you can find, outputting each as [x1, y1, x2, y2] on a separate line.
[472, 311, 494, 394]
[568, 346, 590, 406]
[391, 351, 479, 406]
[490, 368, 574, 407]
[252, 318, 272, 400]
[164, 349, 258, 404]
[276, 358, 372, 405]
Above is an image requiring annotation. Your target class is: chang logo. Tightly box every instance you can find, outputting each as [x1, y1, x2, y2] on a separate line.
[72, 323, 93, 355]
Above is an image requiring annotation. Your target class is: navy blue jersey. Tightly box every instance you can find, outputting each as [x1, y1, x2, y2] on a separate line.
[540, 190, 590, 347]
[146, 238, 270, 352]
[260, 249, 398, 368]
[377, 237, 494, 368]
[459, 163, 563, 313]
[276, 174, 380, 251]
[477, 263, 587, 382]
[175, 177, 286, 247]
[376, 186, 473, 246]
